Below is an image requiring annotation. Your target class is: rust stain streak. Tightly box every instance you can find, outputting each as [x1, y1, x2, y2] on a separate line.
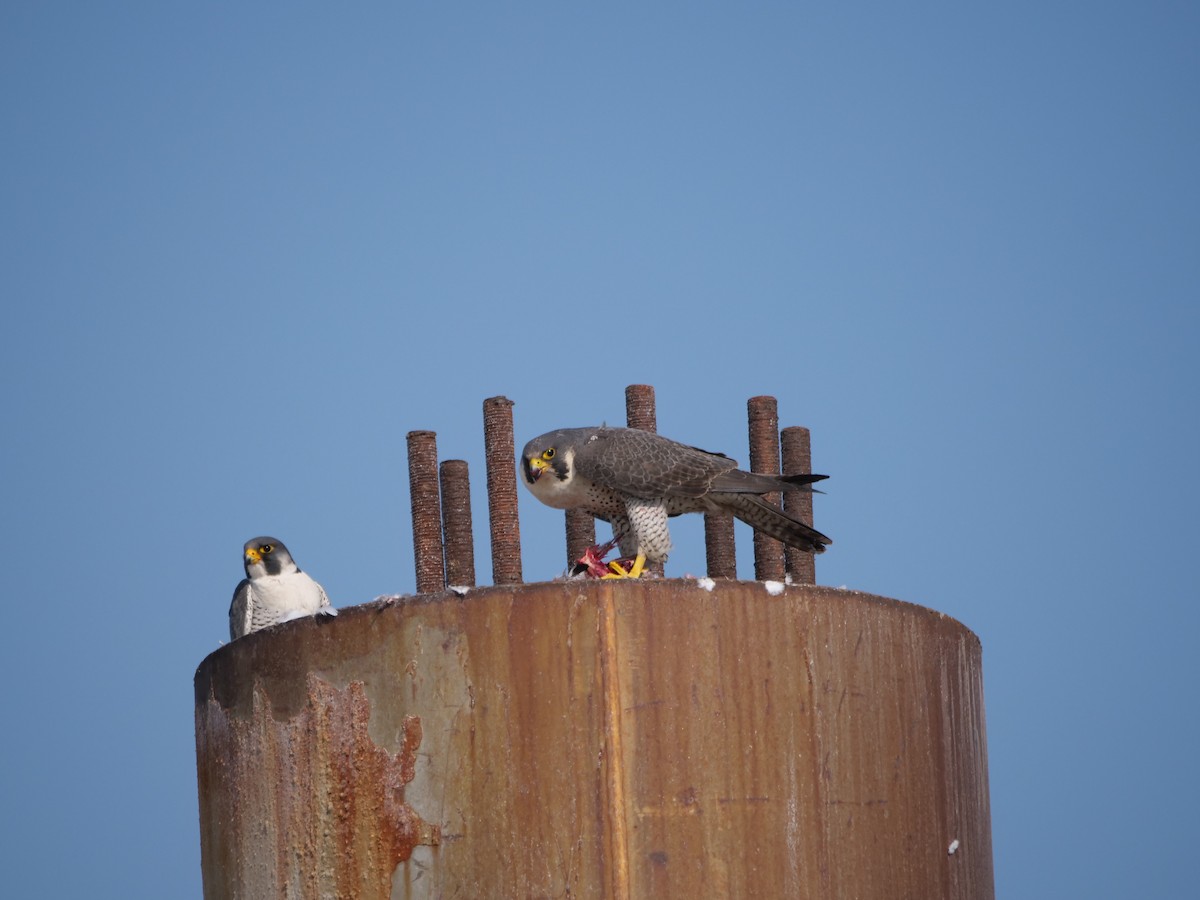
[197, 675, 438, 899]
[598, 583, 631, 900]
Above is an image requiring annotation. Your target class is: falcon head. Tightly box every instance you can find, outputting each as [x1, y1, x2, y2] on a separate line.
[242, 536, 299, 578]
[520, 427, 605, 509]
[521, 432, 572, 486]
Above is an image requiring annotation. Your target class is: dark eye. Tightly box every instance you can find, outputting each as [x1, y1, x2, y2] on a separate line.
[261, 544, 274, 554]
[543, 448, 555, 459]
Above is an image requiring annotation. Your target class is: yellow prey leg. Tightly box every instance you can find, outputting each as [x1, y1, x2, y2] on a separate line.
[602, 553, 647, 579]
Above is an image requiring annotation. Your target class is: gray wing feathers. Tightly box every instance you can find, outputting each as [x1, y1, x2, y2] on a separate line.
[574, 428, 736, 499]
[229, 579, 253, 641]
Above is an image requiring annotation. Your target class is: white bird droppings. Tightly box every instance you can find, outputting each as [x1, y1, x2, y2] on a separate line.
[763, 580, 785, 596]
[948, 838, 960, 855]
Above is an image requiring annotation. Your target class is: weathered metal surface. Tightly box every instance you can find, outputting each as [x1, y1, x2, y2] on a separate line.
[407, 431, 445, 594]
[782, 425, 817, 585]
[748, 395, 786, 581]
[483, 396, 522, 584]
[196, 581, 993, 899]
[439, 460, 475, 588]
[195, 671, 438, 899]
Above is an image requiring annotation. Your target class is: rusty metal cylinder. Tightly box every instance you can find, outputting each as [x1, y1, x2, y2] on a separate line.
[195, 581, 994, 899]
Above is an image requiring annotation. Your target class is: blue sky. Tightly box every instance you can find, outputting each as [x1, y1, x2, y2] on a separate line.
[2, 3, 1197, 897]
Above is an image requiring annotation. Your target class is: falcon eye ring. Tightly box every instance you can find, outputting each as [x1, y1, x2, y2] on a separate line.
[261, 544, 274, 554]
[543, 448, 556, 459]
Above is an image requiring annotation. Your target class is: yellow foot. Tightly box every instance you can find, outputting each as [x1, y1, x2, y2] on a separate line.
[602, 553, 647, 579]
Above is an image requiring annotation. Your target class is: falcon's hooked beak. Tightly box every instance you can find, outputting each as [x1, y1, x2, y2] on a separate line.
[525, 456, 549, 484]
[245, 547, 263, 564]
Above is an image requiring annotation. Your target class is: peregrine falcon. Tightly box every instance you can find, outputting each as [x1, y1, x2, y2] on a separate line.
[520, 426, 831, 578]
[228, 536, 337, 640]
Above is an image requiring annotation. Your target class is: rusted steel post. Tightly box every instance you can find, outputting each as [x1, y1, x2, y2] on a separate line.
[196, 582, 994, 899]
[781, 426, 816, 585]
[483, 396, 522, 585]
[624, 383, 657, 432]
[702, 391, 737, 579]
[747, 395, 785, 581]
[703, 514, 737, 579]
[407, 430, 445, 594]
[439, 459, 475, 588]
[624, 384, 664, 576]
[565, 509, 596, 571]
[686, 388, 729, 578]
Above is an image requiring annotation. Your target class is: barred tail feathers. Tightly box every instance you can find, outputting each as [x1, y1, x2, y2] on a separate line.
[715, 493, 831, 554]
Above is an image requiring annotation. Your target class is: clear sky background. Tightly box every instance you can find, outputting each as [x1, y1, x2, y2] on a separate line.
[2, 3, 1196, 897]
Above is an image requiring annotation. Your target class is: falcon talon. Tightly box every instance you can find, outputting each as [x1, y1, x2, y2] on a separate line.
[520, 425, 832, 578]
[602, 553, 650, 580]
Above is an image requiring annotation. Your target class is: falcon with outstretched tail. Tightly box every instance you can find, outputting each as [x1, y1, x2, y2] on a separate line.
[520, 426, 831, 578]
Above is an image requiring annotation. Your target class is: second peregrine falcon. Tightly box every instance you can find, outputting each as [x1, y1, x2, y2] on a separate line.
[228, 536, 337, 640]
[520, 426, 831, 578]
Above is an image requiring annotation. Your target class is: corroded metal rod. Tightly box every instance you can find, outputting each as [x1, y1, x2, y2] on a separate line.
[703, 513, 737, 579]
[565, 510, 595, 572]
[624, 384, 657, 432]
[407, 430, 445, 594]
[781, 426, 817, 585]
[440, 459, 476, 588]
[483, 396, 522, 585]
[747, 396, 785, 582]
[700, 388, 737, 578]
[700, 391, 734, 580]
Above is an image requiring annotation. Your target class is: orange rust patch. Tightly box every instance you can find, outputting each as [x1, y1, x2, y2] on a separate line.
[196, 674, 438, 899]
